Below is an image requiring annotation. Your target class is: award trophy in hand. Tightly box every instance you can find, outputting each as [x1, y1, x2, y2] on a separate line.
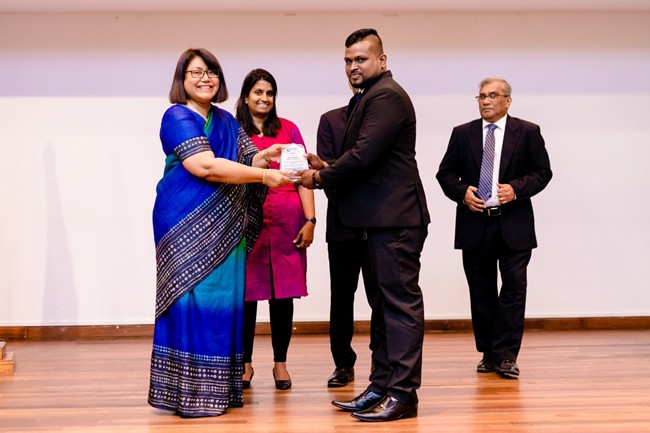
[279, 144, 309, 180]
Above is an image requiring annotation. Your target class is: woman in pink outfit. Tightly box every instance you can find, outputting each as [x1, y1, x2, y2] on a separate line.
[235, 69, 315, 390]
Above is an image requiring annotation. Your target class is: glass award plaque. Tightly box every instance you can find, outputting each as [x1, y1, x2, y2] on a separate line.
[279, 144, 308, 179]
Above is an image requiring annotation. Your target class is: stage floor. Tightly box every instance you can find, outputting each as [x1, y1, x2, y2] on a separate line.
[1, 329, 649, 432]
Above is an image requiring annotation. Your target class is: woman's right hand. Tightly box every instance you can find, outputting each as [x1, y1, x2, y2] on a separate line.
[264, 144, 288, 163]
[263, 169, 294, 188]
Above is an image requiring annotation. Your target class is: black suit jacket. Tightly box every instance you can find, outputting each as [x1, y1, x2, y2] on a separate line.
[319, 71, 430, 228]
[317, 106, 358, 242]
[436, 116, 552, 250]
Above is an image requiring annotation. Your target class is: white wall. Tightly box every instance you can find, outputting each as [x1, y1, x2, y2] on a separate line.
[0, 11, 649, 326]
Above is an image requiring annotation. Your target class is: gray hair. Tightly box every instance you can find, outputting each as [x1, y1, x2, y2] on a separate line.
[479, 77, 512, 96]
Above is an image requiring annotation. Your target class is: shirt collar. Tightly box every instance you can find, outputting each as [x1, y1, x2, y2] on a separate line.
[482, 114, 508, 131]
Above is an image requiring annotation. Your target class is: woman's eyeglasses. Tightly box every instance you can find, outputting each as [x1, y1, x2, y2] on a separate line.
[185, 69, 220, 79]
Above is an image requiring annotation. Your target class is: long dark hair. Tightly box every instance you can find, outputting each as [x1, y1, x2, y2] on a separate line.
[235, 68, 281, 137]
[168, 48, 228, 104]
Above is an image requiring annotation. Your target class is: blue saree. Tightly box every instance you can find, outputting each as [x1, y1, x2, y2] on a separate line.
[148, 104, 266, 417]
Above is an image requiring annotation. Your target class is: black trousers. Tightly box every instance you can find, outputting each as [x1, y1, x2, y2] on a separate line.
[462, 217, 532, 363]
[243, 298, 294, 363]
[363, 226, 427, 405]
[327, 237, 373, 369]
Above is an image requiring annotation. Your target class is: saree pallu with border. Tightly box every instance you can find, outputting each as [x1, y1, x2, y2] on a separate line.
[148, 105, 265, 417]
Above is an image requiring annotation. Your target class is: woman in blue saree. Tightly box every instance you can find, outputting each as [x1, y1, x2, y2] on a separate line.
[148, 48, 292, 418]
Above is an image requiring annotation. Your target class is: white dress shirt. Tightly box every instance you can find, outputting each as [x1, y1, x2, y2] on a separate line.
[482, 115, 508, 207]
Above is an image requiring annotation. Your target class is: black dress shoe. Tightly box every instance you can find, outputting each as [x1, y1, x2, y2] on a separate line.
[327, 367, 355, 387]
[497, 359, 520, 379]
[477, 358, 496, 373]
[332, 389, 384, 412]
[273, 368, 292, 390]
[351, 395, 417, 422]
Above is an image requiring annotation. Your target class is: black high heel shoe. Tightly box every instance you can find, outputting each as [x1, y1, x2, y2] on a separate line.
[242, 367, 254, 389]
[273, 368, 292, 390]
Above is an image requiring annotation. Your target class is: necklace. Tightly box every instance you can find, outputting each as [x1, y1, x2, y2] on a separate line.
[253, 118, 266, 136]
[188, 99, 210, 119]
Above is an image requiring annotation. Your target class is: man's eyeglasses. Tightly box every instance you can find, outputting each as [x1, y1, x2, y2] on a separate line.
[186, 69, 220, 79]
[476, 93, 510, 102]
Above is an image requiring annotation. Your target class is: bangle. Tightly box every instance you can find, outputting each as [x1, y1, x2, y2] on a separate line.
[261, 168, 266, 185]
[262, 149, 270, 164]
[312, 171, 322, 189]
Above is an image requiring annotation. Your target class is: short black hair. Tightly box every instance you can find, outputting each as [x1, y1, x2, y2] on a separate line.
[345, 28, 383, 53]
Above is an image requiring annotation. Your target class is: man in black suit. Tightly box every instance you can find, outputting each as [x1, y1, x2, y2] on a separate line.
[299, 28, 429, 422]
[436, 78, 552, 379]
[317, 105, 373, 388]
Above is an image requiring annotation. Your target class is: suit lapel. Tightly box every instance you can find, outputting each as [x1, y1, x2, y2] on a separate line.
[342, 95, 361, 150]
[499, 117, 519, 178]
[341, 72, 389, 151]
[470, 120, 484, 170]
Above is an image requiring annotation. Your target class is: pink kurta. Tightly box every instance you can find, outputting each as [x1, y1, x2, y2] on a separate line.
[245, 118, 309, 302]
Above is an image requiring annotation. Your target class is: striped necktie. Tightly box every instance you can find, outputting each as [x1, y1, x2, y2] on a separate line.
[477, 124, 497, 200]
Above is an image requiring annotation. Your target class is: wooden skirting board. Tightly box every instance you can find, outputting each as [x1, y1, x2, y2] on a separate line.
[0, 316, 648, 341]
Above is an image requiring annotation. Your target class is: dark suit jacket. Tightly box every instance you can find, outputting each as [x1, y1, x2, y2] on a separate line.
[436, 116, 552, 250]
[319, 71, 430, 228]
[317, 106, 358, 243]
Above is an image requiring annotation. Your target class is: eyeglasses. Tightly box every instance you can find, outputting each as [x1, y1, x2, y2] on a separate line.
[185, 69, 220, 79]
[476, 92, 510, 102]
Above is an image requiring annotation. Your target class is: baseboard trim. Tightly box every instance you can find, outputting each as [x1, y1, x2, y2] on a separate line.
[1, 316, 648, 341]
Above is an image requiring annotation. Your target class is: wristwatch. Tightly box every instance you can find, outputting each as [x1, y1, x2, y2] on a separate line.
[312, 171, 323, 189]
[305, 218, 317, 224]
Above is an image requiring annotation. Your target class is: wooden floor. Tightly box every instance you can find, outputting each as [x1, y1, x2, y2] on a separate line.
[1, 330, 649, 433]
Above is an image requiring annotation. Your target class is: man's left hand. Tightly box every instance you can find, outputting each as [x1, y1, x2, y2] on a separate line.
[305, 153, 329, 170]
[497, 183, 516, 204]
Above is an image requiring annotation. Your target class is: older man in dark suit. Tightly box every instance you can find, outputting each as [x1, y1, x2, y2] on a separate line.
[436, 78, 552, 379]
[299, 28, 429, 422]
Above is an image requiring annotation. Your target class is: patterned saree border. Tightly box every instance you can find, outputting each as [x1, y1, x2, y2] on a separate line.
[148, 344, 243, 417]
